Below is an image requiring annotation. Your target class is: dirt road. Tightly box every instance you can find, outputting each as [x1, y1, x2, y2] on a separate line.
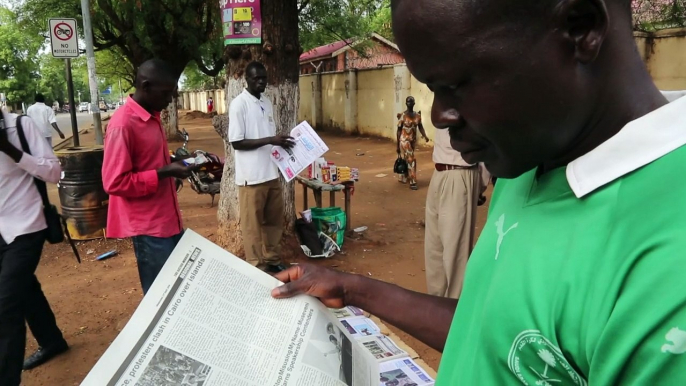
[24, 115, 491, 385]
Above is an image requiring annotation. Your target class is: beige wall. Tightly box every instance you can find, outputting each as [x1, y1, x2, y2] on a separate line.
[409, 76, 437, 140]
[321, 72, 347, 130]
[356, 68, 397, 137]
[179, 89, 227, 114]
[299, 76, 314, 123]
[636, 29, 686, 90]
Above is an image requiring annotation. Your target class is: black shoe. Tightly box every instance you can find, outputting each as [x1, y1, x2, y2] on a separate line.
[266, 263, 288, 273]
[23, 342, 69, 370]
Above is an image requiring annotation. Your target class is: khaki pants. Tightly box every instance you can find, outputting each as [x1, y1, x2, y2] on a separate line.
[239, 179, 284, 268]
[424, 167, 480, 299]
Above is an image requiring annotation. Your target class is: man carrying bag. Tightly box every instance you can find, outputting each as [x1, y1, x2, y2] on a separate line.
[0, 108, 69, 386]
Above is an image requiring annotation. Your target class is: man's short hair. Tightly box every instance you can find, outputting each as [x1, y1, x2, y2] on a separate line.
[136, 59, 178, 86]
[245, 61, 266, 78]
[35, 93, 45, 103]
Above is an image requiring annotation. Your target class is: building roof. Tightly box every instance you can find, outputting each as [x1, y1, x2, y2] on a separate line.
[300, 40, 351, 63]
[299, 33, 399, 63]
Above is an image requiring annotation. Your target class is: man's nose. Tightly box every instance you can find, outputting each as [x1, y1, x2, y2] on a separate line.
[431, 96, 460, 130]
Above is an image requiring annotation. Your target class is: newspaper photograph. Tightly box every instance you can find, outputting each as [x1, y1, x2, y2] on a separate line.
[340, 317, 381, 338]
[379, 358, 435, 386]
[331, 306, 365, 319]
[80, 230, 380, 386]
[270, 121, 329, 181]
[358, 335, 407, 362]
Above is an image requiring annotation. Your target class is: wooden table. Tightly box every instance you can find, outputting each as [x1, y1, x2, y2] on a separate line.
[296, 176, 354, 231]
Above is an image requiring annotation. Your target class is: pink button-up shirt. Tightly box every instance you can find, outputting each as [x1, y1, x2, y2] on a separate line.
[102, 96, 182, 239]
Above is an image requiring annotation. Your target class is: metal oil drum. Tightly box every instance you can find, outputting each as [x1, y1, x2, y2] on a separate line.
[55, 146, 109, 240]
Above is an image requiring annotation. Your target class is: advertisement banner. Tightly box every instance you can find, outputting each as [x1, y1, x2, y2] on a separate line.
[220, 0, 262, 45]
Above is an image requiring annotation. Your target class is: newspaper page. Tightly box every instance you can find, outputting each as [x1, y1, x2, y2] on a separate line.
[379, 358, 435, 386]
[358, 335, 408, 362]
[270, 121, 329, 181]
[340, 317, 381, 338]
[331, 306, 365, 319]
[81, 230, 379, 386]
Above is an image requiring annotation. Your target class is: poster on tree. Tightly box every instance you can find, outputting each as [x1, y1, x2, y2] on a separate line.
[220, 0, 262, 45]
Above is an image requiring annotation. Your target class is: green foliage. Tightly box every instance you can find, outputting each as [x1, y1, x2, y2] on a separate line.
[18, 0, 224, 80]
[633, 0, 686, 31]
[36, 54, 90, 106]
[0, 6, 41, 104]
[181, 61, 225, 91]
[298, 0, 392, 51]
[369, 0, 392, 40]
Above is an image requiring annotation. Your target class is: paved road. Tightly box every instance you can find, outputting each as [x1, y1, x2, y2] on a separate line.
[53, 111, 113, 144]
[54, 112, 96, 138]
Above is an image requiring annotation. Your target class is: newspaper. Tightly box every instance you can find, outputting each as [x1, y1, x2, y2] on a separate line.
[358, 336, 407, 362]
[379, 358, 435, 386]
[331, 306, 365, 319]
[81, 231, 431, 386]
[341, 317, 381, 338]
[270, 121, 328, 181]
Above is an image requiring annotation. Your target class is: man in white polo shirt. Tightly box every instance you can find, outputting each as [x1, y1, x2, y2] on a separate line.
[229, 61, 294, 273]
[26, 94, 65, 147]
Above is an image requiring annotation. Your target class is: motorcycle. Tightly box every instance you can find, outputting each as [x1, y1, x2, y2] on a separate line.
[170, 128, 225, 207]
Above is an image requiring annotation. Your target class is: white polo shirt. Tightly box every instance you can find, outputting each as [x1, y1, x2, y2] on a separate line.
[228, 89, 279, 186]
[26, 102, 57, 138]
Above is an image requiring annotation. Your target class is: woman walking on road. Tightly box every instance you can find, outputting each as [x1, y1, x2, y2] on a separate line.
[397, 96, 429, 190]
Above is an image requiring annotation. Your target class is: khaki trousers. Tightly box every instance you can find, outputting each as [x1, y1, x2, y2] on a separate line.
[239, 179, 284, 268]
[424, 167, 480, 299]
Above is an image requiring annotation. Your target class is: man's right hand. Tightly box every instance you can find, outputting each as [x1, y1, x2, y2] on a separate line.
[271, 135, 296, 149]
[271, 264, 353, 309]
[157, 161, 198, 179]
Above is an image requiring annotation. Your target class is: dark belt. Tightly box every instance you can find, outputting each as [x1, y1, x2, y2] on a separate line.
[435, 163, 476, 172]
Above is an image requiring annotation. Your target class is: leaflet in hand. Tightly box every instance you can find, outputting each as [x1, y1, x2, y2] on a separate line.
[270, 121, 329, 181]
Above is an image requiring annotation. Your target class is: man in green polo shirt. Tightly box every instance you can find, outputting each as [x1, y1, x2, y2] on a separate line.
[271, 0, 686, 384]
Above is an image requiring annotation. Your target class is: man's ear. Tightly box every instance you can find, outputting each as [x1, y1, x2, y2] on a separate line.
[553, 0, 609, 63]
[140, 79, 151, 92]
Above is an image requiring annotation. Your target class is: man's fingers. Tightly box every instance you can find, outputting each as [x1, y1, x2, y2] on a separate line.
[271, 267, 307, 299]
[272, 267, 297, 283]
[271, 283, 297, 299]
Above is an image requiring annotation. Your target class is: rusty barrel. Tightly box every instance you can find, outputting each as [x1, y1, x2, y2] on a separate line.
[55, 146, 109, 240]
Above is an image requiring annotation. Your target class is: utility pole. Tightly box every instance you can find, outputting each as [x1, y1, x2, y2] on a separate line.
[80, 0, 104, 145]
[65, 59, 80, 146]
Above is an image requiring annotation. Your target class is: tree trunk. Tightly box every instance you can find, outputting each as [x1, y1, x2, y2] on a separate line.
[214, 0, 301, 258]
[161, 95, 179, 138]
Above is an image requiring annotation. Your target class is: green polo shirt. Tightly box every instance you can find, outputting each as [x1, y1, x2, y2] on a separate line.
[437, 95, 686, 385]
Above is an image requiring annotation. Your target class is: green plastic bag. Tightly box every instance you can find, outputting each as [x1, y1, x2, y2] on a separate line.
[311, 207, 346, 247]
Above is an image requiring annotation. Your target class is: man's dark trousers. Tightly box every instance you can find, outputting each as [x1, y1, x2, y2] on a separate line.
[0, 230, 66, 386]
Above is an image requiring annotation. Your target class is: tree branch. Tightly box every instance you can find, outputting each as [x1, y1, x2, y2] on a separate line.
[196, 57, 225, 77]
[298, 0, 312, 14]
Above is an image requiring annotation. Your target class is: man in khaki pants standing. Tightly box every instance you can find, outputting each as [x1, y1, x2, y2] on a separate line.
[229, 62, 294, 273]
[424, 128, 489, 298]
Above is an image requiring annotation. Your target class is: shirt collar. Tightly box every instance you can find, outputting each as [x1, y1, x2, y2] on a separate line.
[126, 95, 156, 122]
[242, 89, 263, 103]
[567, 92, 686, 198]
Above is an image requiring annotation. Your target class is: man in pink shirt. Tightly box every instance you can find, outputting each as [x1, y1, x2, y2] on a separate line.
[103, 59, 195, 293]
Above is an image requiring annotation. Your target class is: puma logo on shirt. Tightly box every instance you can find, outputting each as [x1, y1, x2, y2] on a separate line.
[495, 214, 518, 260]
[662, 327, 686, 354]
